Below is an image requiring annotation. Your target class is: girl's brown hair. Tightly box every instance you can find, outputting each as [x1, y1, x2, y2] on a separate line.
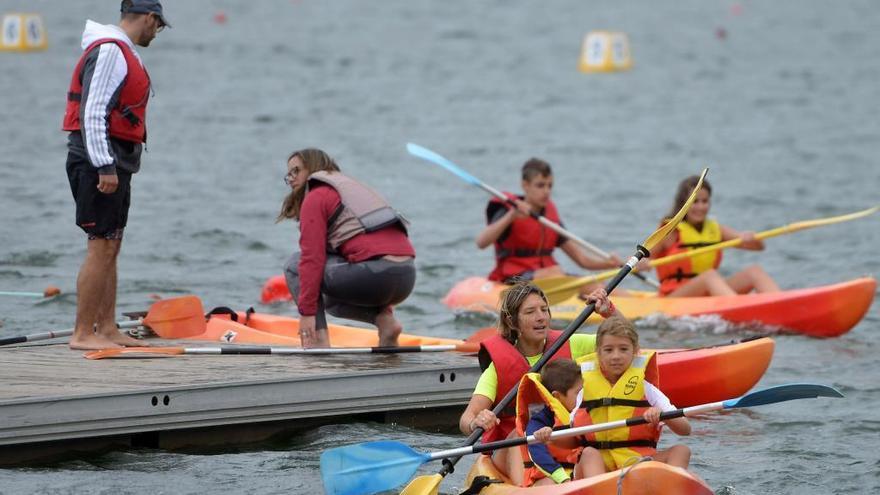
[497, 280, 551, 344]
[540, 359, 581, 394]
[596, 316, 639, 349]
[277, 148, 341, 222]
[664, 175, 712, 222]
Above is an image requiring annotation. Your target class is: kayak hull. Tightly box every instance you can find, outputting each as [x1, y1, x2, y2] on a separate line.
[186, 310, 773, 408]
[443, 276, 876, 337]
[462, 455, 712, 495]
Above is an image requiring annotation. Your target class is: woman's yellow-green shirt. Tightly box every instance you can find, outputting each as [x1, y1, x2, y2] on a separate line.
[473, 333, 596, 401]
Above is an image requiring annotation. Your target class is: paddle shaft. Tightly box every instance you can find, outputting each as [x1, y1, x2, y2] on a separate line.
[0, 291, 45, 298]
[0, 319, 142, 346]
[485, 184, 659, 289]
[86, 343, 478, 359]
[438, 246, 649, 476]
[431, 402, 720, 460]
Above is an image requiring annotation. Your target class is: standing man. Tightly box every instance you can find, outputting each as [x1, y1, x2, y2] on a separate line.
[62, 0, 170, 350]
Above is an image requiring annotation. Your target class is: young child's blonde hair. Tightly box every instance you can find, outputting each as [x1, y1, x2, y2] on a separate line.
[595, 315, 639, 349]
[540, 359, 581, 394]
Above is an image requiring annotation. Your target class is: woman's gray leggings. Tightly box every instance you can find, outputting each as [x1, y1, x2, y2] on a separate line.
[284, 253, 416, 330]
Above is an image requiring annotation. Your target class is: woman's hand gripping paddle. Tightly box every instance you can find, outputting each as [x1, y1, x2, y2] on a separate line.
[320, 383, 842, 495]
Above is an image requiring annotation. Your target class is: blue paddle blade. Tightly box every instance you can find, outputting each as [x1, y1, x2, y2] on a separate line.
[406, 143, 482, 187]
[320, 440, 432, 495]
[723, 383, 844, 409]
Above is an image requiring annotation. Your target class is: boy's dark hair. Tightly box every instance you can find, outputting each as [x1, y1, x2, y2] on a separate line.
[540, 359, 581, 393]
[521, 158, 552, 182]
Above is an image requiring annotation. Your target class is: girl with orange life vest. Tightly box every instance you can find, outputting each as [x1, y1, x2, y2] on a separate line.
[458, 281, 619, 486]
[571, 316, 692, 477]
[476, 158, 621, 283]
[651, 176, 781, 297]
[278, 149, 415, 348]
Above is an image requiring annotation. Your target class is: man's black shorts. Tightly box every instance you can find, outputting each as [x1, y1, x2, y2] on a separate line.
[66, 152, 132, 238]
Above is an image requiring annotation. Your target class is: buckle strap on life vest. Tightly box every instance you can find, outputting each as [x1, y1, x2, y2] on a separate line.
[679, 241, 719, 248]
[580, 439, 657, 450]
[68, 92, 82, 102]
[496, 247, 554, 259]
[658, 267, 698, 283]
[580, 397, 651, 411]
[523, 460, 575, 469]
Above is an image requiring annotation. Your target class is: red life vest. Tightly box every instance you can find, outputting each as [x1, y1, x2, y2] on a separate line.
[488, 195, 562, 282]
[477, 330, 572, 445]
[62, 38, 151, 143]
[655, 220, 723, 296]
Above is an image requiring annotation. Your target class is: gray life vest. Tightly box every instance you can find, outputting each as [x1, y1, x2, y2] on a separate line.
[308, 171, 409, 252]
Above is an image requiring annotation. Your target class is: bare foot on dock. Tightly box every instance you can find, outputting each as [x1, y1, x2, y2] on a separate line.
[98, 327, 147, 347]
[375, 307, 402, 347]
[69, 333, 122, 350]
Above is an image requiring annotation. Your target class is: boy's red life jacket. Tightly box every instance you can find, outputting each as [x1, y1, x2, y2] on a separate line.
[488, 194, 562, 282]
[655, 219, 722, 296]
[477, 330, 572, 445]
[62, 38, 151, 144]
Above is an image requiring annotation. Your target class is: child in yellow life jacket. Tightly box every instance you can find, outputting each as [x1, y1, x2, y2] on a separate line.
[572, 316, 692, 477]
[515, 359, 584, 487]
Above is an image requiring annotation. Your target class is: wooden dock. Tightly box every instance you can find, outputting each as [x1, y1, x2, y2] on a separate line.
[0, 341, 480, 466]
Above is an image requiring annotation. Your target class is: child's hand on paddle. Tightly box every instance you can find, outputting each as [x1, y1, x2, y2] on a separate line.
[533, 426, 553, 443]
[643, 407, 662, 426]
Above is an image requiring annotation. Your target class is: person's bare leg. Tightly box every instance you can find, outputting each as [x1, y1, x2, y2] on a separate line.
[667, 270, 737, 297]
[94, 240, 144, 347]
[375, 306, 402, 347]
[574, 447, 608, 479]
[70, 239, 122, 350]
[726, 265, 780, 294]
[653, 444, 691, 469]
[490, 430, 524, 486]
[533, 265, 565, 279]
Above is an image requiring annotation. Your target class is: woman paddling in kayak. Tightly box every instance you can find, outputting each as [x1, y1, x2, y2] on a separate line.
[458, 280, 618, 485]
[650, 175, 781, 297]
[278, 148, 415, 348]
[476, 158, 622, 284]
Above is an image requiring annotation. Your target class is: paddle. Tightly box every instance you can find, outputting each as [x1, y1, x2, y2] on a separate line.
[0, 295, 206, 347]
[321, 383, 842, 495]
[0, 286, 61, 299]
[386, 168, 707, 495]
[536, 204, 880, 304]
[83, 342, 481, 359]
[406, 143, 660, 290]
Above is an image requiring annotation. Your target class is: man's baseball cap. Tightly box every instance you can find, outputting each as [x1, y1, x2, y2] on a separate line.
[121, 0, 171, 28]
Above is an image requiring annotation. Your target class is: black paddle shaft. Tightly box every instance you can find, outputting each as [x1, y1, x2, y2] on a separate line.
[439, 245, 650, 476]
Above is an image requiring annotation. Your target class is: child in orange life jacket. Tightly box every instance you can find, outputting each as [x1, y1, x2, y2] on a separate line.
[476, 158, 621, 284]
[573, 317, 692, 478]
[517, 359, 585, 486]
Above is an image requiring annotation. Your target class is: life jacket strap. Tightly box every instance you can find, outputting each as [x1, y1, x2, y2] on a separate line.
[659, 267, 698, 283]
[68, 91, 82, 102]
[523, 461, 575, 469]
[579, 397, 651, 411]
[580, 439, 657, 450]
[497, 247, 554, 259]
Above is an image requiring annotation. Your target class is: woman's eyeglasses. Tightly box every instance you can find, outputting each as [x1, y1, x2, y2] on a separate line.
[284, 167, 301, 185]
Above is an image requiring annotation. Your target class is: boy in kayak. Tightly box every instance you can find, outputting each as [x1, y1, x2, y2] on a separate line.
[572, 316, 692, 476]
[476, 158, 621, 283]
[516, 359, 585, 486]
[650, 175, 780, 297]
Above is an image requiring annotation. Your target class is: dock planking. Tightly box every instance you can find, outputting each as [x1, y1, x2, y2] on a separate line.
[0, 340, 480, 465]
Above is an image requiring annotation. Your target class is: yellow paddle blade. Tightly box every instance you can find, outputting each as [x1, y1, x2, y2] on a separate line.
[84, 347, 185, 360]
[642, 167, 708, 251]
[541, 168, 708, 304]
[400, 474, 442, 495]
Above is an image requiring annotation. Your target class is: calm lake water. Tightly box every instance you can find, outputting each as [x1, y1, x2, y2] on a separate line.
[0, 0, 878, 493]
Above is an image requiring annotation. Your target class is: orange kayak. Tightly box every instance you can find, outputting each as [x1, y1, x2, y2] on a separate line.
[185, 309, 772, 408]
[443, 276, 876, 338]
[462, 455, 712, 495]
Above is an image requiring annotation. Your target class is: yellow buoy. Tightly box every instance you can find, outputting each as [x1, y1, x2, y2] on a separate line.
[1, 13, 48, 52]
[578, 31, 632, 73]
